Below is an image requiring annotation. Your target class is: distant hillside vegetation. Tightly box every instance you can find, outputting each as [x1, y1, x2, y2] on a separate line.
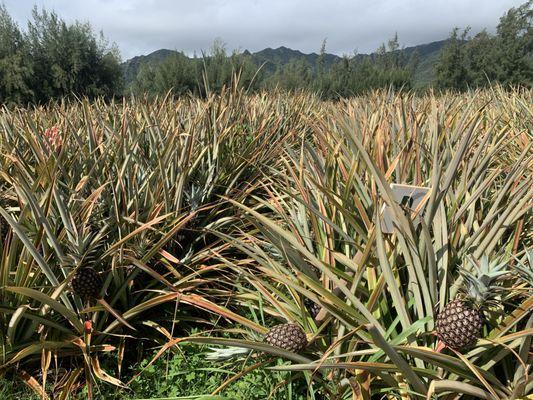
[122, 49, 181, 84]
[122, 40, 449, 88]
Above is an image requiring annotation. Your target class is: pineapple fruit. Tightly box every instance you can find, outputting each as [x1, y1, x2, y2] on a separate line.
[72, 268, 103, 300]
[0, 216, 8, 240]
[436, 256, 507, 350]
[72, 267, 136, 330]
[436, 299, 483, 349]
[264, 323, 307, 352]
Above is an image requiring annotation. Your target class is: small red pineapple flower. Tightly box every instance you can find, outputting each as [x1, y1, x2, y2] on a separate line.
[84, 320, 93, 334]
[42, 126, 63, 153]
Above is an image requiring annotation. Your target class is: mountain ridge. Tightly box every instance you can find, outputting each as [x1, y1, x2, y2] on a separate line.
[122, 39, 449, 86]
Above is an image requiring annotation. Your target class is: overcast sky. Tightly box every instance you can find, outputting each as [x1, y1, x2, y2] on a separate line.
[2, 0, 525, 61]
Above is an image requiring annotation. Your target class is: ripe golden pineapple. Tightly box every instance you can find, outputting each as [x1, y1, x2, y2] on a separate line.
[264, 323, 307, 353]
[72, 268, 103, 300]
[436, 256, 507, 350]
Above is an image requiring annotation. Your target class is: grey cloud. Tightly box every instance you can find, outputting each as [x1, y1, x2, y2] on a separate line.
[2, 0, 525, 60]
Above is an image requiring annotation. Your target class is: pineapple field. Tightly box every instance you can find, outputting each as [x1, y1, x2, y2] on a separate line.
[0, 86, 531, 399]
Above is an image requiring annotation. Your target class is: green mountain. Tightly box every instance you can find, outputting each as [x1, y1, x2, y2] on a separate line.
[243, 46, 340, 72]
[122, 40, 449, 87]
[122, 49, 180, 84]
[400, 40, 450, 87]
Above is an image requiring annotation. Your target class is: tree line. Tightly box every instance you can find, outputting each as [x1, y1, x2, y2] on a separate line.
[132, 34, 418, 99]
[0, 6, 122, 105]
[436, 0, 532, 90]
[0, 2, 531, 105]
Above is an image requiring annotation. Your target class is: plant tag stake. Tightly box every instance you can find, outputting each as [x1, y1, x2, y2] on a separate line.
[380, 183, 430, 234]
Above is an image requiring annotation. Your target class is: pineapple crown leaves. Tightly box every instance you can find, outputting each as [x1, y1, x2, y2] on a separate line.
[510, 249, 533, 287]
[63, 226, 107, 269]
[185, 180, 208, 211]
[460, 254, 510, 308]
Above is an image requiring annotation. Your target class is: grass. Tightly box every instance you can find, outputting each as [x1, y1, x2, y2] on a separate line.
[0, 343, 310, 399]
[0, 85, 531, 399]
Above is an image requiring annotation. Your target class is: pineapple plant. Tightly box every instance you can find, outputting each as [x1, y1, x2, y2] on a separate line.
[264, 323, 308, 353]
[67, 228, 105, 301]
[436, 256, 508, 350]
[71, 265, 135, 330]
[66, 229, 136, 330]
